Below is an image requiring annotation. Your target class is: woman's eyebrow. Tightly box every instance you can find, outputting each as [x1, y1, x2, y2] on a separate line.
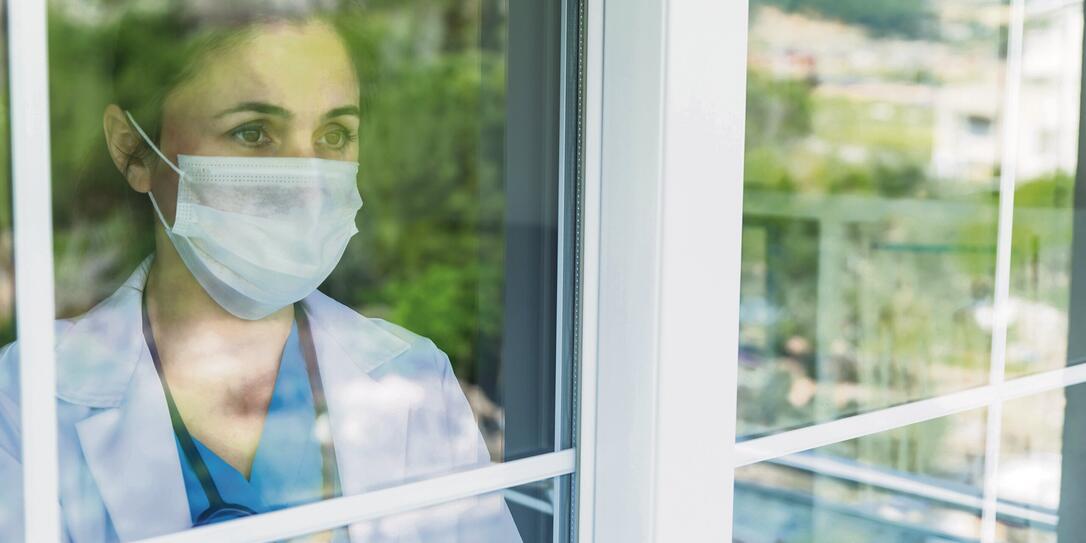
[323, 105, 361, 119]
[214, 102, 292, 118]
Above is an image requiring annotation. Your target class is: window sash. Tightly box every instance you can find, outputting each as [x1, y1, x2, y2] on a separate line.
[729, 2, 1081, 543]
[7, 1, 585, 542]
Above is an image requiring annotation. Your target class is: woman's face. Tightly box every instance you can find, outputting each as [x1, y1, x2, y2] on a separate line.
[110, 19, 360, 224]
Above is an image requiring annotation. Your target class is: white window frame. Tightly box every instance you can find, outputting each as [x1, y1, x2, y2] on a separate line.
[579, 0, 746, 541]
[9, 0, 61, 540]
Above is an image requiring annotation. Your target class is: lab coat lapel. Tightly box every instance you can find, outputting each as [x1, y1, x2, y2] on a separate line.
[57, 257, 190, 540]
[74, 349, 191, 540]
[301, 293, 412, 496]
[317, 348, 410, 495]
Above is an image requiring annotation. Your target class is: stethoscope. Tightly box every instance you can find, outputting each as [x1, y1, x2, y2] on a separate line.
[142, 295, 341, 526]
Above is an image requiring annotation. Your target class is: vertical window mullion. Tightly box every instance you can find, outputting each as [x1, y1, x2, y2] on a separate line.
[589, 0, 746, 540]
[980, 0, 1027, 540]
[6, 0, 60, 541]
[574, 0, 603, 539]
[591, 0, 667, 537]
[652, 0, 745, 540]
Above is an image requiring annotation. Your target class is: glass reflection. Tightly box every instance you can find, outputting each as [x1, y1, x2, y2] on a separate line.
[740, 0, 1011, 435]
[997, 383, 1086, 542]
[734, 410, 987, 542]
[1006, 0, 1083, 376]
[297, 476, 565, 543]
[997, 388, 1061, 542]
[0, 0, 570, 540]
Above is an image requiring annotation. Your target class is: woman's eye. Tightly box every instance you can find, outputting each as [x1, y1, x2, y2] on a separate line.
[319, 127, 356, 150]
[230, 126, 271, 146]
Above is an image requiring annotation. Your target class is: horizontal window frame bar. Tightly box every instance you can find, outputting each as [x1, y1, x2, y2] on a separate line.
[137, 449, 575, 543]
[735, 363, 1086, 466]
[768, 452, 1058, 527]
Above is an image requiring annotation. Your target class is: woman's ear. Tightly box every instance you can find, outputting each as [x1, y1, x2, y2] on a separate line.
[102, 104, 153, 193]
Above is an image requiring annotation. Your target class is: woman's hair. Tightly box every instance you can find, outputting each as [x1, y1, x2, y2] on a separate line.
[110, 0, 362, 171]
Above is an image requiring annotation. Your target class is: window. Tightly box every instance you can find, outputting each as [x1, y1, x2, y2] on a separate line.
[5, 0, 581, 541]
[736, 411, 988, 541]
[23, 0, 1082, 541]
[735, 0, 1086, 542]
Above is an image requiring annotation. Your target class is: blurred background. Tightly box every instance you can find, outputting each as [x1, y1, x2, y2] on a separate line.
[735, 0, 1082, 541]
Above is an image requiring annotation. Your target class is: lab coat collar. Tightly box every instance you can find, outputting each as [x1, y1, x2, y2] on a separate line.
[55, 256, 411, 407]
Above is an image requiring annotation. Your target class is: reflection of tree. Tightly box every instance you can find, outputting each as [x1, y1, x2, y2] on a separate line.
[759, 0, 936, 39]
[738, 190, 998, 470]
[746, 72, 813, 150]
[739, 0, 1079, 537]
[746, 68, 937, 199]
[740, 3, 994, 458]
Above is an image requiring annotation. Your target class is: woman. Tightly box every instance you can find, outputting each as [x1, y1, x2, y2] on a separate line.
[0, 4, 519, 542]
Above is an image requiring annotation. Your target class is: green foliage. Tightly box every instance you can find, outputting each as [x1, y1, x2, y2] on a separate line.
[745, 69, 933, 198]
[1007, 172, 1076, 312]
[49, 13, 118, 221]
[743, 147, 795, 191]
[825, 159, 928, 198]
[758, 0, 936, 39]
[323, 10, 508, 375]
[745, 72, 813, 150]
[811, 97, 933, 159]
[1014, 171, 1075, 208]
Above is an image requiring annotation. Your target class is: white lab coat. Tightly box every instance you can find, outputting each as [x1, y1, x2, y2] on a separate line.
[0, 259, 522, 542]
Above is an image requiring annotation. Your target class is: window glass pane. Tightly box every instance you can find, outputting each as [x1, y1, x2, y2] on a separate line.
[734, 410, 987, 542]
[26, 0, 575, 539]
[502, 476, 569, 543]
[1006, 1, 1083, 377]
[739, 3, 1086, 542]
[998, 3, 1086, 540]
[995, 383, 1086, 542]
[740, 0, 1009, 435]
[289, 476, 567, 542]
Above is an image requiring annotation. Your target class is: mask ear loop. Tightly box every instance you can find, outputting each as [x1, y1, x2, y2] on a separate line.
[123, 110, 182, 231]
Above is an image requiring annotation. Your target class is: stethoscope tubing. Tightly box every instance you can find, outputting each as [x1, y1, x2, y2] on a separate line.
[142, 296, 340, 526]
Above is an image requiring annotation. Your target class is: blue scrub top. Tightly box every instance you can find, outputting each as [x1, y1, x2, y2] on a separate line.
[173, 322, 339, 532]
